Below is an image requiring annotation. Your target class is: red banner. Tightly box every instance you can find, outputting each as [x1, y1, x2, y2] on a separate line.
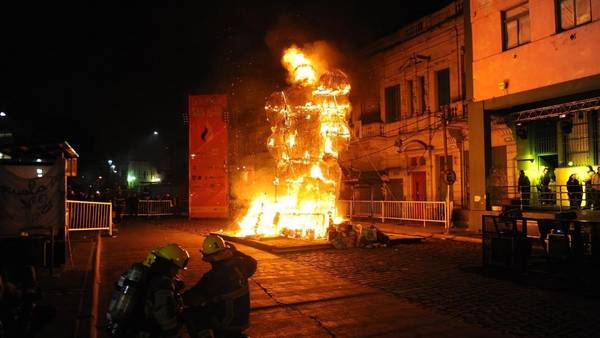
[188, 95, 229, 218]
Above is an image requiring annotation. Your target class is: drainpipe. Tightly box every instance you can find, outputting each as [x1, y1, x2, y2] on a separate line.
[455, 20, 462, 101]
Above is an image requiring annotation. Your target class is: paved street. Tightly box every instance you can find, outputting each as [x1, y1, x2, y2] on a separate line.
[96, 219, 505, 337]
[282, 239, 600, 337]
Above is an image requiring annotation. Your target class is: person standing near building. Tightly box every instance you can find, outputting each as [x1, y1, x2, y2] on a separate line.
[591, 167, 600, 210]
[113, 190, 126, 224]
[566, 174, 583, 209]
[539, 168, 552, 205]
[583, 165, 595, 209]
[517, 170, 531, 206]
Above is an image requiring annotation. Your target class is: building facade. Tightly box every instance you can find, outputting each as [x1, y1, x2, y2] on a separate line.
[344, 0, 513, 224]
[468, 0, 600, 227]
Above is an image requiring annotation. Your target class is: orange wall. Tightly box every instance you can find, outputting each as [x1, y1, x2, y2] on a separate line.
[471, 0, 600, 102]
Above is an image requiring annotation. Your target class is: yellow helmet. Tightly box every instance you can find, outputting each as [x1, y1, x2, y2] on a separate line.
[153, 244, 190, 269]
[202, 235, 227, 256]
[142, 252, 157, 267]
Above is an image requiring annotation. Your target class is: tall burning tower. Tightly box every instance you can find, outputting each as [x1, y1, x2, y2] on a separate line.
[237, 46, 351, 239]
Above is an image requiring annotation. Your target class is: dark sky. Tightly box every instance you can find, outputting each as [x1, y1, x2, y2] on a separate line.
[0, 0, 452, 170]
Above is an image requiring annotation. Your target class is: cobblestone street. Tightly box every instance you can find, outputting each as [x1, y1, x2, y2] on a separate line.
[281, 239, 600, 337]
[98, 220, 506, 337]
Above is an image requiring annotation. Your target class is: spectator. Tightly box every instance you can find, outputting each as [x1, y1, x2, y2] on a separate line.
[113, 191, 126, 223]
[583, 165, 595, 209]
[517, 170, 531, 206]
[592, 167, 600, 210]
[126, 193, 138, 217]
[566, 174, 583, 209]
[539, 168, 553, 205]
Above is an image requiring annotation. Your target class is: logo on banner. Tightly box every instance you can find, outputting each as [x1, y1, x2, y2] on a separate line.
[200, 124, 214, 143]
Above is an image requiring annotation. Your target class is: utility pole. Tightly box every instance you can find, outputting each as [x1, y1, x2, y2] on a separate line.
[442, 106, 452, 233]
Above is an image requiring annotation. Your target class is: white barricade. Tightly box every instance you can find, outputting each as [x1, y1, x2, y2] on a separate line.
[66, 200, 113, 235]
[338, 200, 448, 228]
[137, 200, 174, 216]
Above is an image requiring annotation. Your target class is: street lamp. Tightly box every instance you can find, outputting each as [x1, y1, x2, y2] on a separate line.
[153, 130, 159, 135]
[0, 112, 6, 117]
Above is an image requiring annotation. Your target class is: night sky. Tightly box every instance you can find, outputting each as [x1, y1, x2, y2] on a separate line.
[0, 0, 452, 171]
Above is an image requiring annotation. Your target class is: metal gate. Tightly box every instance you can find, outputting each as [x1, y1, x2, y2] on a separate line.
[66, 200, 113, 235]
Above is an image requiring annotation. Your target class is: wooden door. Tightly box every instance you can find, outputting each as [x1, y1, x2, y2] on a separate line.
[412, 172, 427, 201]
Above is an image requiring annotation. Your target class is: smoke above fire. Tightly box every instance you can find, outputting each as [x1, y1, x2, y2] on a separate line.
[236, 45, 351, 239]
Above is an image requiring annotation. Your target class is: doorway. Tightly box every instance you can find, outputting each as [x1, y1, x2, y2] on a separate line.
[412, 172, 427, 201]
[538, 154, 558, 173]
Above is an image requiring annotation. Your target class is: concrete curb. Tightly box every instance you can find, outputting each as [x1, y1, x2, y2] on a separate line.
[90, 232, 102, 338]
[378, 228, 482, 244]
[431, 233, 482, 244]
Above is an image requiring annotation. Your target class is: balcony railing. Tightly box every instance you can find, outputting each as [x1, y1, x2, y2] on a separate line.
[358, 102, 467, 139]
[360, 122, 384, 138]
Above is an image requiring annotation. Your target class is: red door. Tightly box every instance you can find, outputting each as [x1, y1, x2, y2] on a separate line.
[412, 172, 427, 201]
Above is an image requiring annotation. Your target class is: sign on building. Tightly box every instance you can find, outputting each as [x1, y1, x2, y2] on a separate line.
[188, 95, 229, 218]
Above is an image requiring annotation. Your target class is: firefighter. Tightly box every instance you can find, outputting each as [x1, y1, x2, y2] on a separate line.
[141, 244, 190, 338]
[182, 235, 257, 338]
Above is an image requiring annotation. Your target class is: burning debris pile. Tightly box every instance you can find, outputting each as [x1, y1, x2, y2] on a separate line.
[237, 46, 351, 240]
[327, 223, 390, 249]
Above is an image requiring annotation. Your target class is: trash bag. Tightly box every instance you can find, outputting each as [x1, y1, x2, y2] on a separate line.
[376, 230, 390, 245]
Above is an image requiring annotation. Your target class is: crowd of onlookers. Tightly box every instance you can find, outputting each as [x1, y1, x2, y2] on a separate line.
[67, 187, 177, 202]
[67, 187, 181, 220]
[517, 165, 600, 209]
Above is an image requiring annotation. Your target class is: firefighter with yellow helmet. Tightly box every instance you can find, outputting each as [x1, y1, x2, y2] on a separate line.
[183, 235, 257, 338]
[141, 243, 190, 338]
[107, 243, 190, 338]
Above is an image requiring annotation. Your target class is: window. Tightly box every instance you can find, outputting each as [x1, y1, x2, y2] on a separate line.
[436, 68, 450, 110]
[566, 113, 589, 165]
[534, 121, 558, 154]
[558, 0, 592, 31]
[406, 80, 414, 117]
[417, 76, 426, 114]
[502, 3, 530, 50]
[385, 85, 401, 122]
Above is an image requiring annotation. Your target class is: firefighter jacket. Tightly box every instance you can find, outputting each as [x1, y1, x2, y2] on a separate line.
[143, 274, 183, 338]
[183, 250, 257, 331]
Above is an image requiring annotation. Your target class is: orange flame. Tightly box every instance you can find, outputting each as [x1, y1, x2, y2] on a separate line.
[282, 47, 317, 86]
[237, 45, 351, 239]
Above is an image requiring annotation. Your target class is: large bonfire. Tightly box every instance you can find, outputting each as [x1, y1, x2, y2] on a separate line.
[236, 46, 351, 240]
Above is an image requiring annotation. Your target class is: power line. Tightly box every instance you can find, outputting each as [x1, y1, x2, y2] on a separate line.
[342, 120, 442, 164]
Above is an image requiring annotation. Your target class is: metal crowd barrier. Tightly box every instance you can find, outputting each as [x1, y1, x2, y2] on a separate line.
[66, 200, 113, 235]
[136, 200, 174, 216]
[489, 184, 599, 211]
[338, 200, 449, 228]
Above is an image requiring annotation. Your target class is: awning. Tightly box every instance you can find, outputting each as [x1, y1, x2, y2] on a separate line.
[0, 141, 79, 161]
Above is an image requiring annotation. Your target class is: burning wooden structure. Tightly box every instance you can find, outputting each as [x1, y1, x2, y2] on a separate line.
[236, 46, 351, 239]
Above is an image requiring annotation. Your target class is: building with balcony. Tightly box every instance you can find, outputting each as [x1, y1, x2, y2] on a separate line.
[343, 0, 513, 223]
[468, 0, 600, 227]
